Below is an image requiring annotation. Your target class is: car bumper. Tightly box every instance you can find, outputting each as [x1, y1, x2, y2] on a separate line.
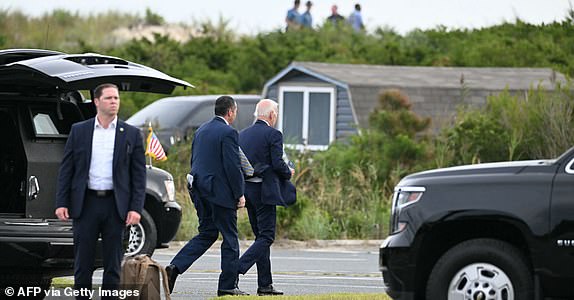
[157, 201, 182, 245]
[380, 234, 417, 300]
[0, 219, 103, 277]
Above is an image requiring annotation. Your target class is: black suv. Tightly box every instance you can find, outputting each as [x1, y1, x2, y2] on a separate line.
[0, 49, 190, 289]
[380, 147, 574, 299]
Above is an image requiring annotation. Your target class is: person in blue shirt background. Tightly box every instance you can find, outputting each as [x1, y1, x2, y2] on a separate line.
[301, 1, 313, 29]
[349, 3, 365, 32]
[285, 0, 302, 30]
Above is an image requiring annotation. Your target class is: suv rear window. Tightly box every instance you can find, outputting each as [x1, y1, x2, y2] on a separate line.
[29, 102, 82, 138]
[33, 113, 60, 135]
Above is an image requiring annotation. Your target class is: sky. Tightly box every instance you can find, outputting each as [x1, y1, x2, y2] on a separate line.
[1, 0, 572, 35]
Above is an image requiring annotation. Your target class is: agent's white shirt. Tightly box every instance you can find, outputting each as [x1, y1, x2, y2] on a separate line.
[217, 115, 229, 125]
[88, 116, 117, 190]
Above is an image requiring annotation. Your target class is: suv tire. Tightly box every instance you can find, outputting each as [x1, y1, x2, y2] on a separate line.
[124, 209, 157, 256]
[426, 238, 533, 300]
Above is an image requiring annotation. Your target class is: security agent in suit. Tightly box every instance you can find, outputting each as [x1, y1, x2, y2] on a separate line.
[166, 96, 248, 296]
[237, 99, 294, 296]
[55, 83, 146, 299]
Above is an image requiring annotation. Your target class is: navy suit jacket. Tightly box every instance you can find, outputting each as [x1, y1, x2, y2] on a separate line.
[191, 117, 244, 209]
[239, 120, 294, 206]
[56, 118, 146, 220]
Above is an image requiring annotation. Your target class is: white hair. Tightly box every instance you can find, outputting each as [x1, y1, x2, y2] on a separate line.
[254, 99, 278, 117]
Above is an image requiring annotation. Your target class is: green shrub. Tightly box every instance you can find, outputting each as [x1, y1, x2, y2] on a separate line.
[173, 187, 198, 241]
[237, 209, 255, 240]
[446, 112, 509, 164]
[289, 206, 333, 240]
[288, 89, 428, 239]
[444, 82, 574, 164]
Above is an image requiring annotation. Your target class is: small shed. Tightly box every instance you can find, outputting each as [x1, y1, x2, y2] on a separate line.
[262, 61, 564, 150]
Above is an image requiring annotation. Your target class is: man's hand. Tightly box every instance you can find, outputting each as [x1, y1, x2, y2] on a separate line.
[237, 195, 246, 208]
[55, 207, 69, 221]
[126, 211, 141, 226]
[290, 167, 295, 177]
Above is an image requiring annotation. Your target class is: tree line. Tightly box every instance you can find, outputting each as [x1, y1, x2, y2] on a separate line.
[1, 8, 573, 118]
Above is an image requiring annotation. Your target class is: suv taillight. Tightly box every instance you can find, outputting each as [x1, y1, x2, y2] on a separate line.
[390, 186, 425, 234]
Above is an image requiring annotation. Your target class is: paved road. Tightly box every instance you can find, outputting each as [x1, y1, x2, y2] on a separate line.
[83, 240, 386, 299]
[154, 240, 386, 299]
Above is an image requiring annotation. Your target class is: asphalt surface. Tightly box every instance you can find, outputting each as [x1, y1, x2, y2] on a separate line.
[95, 240, 386, 299]
[162, 240, 385, 299]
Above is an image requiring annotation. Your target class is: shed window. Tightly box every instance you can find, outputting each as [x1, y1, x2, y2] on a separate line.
[282, 91, 304, 144]
[279, 86, 336, 150]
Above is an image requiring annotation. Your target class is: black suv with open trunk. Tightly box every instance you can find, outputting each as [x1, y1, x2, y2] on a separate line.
[380, 147, 574, 299]
[0, 49, 191, 291]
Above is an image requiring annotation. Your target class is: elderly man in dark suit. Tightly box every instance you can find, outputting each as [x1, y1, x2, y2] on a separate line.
[237, 99, 294, 296]
[55, 83, 146, 299]
[166, 96, 248, 296]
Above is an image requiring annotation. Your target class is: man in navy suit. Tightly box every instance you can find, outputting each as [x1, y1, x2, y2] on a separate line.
[166, 96, 248, 296]
[55, 83, 146, 299]
[237, 99, 294, 296]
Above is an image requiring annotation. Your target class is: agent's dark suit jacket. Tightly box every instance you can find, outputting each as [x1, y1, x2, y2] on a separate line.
[56, 118, 146, 220]
[240, 120, 292, 206]
[191, 117, 244, 208]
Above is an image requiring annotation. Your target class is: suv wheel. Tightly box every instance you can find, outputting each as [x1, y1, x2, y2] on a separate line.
[426, 238, 533, 300]
[124, 209, 157, 256]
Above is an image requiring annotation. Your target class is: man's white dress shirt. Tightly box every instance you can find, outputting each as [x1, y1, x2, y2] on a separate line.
[88, 116, 117, 190]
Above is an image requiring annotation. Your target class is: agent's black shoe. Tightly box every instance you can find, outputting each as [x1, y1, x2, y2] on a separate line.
[165, 264, 179, 294]
[217, 288, 249, 296]
[257, 285, 284, 296]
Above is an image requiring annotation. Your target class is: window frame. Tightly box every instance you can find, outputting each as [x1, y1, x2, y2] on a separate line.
[278, 85, 336, 151]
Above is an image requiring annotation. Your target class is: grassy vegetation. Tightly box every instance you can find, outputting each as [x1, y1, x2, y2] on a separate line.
[51, 277, 74, 287]
[156, 82, 574, 242]
[444, 82, 574, 164]
[0, 9, 140, 51]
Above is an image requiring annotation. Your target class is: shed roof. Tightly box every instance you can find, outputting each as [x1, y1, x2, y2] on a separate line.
[267, 61, 565, 90]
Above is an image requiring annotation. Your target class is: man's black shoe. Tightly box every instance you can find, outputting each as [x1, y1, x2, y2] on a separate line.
[217, 288, 249, 296]
[165, 264, 179, 294]
[257, 285, 284, 296]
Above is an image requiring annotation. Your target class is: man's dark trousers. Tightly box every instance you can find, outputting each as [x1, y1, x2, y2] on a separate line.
[73, 192, 124, 300]
[171, 189, 240, 290]
[238, 182, 276, 287]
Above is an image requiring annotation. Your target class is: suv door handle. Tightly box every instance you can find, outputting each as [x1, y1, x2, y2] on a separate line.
[28, 175, 40, 201]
